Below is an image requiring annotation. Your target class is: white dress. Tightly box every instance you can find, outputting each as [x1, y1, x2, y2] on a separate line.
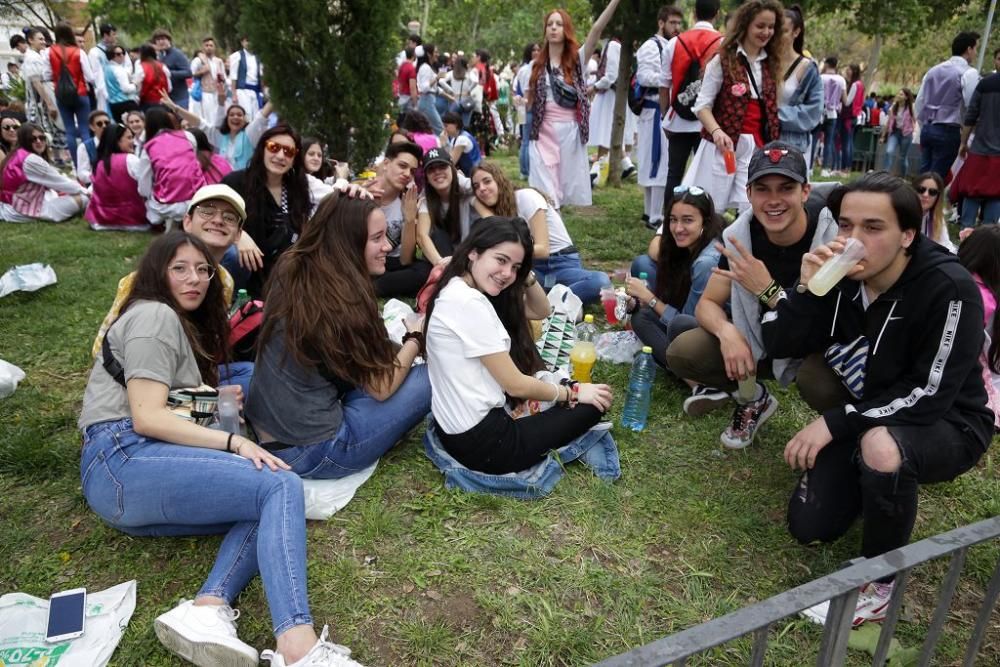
[588, 40, 621, 149]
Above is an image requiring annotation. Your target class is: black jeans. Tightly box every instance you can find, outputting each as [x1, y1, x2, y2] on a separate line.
[438, 405, 603, 474]
[665, 131, 702, 204]
[630, 308, 698, 370]
[787, 419, 986, 558]
[374, 256, 432, 298]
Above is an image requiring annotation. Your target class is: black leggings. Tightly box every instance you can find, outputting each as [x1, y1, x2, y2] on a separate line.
[374, 256, 433, 298]
[438, 405, 604, 474]
[787, 419, 986, 558]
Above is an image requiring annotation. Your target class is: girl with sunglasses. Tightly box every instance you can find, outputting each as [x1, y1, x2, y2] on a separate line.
[471, 161, 610, 303]
[626, 187, 724, 369]
[75, 110, 110, 186]
[79, 232, 365, 667]
[105, 45, 139, 124]
[85, 121, 149, 231]
[163, 94, 274, 172]
[136, 106, 209, 229]
[423, 217, 613, 474]
[0, 122, 88, 222]
[912, 172, 954, 252]
[0, 114, 20, 160]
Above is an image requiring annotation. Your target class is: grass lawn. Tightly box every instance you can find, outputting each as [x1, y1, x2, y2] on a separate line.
[1, 153, 998, 666]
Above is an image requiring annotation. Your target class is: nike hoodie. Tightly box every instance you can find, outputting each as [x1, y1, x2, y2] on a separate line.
[761, 238, 993, 447]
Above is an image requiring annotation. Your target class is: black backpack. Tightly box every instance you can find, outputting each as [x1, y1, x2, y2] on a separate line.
[627, 36, 663, 115]
[54, 47, 80, 110]
[670, 34, 721, 121]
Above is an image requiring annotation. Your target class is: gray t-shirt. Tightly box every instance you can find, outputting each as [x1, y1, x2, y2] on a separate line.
[79, 300, 203, 430]
[245, 319, 351, 446]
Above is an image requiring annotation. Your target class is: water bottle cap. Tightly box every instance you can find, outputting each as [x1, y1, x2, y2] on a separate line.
[238, 289, 248, 295]
[642, 346, 652, 353]
[639, 272, 648, 279]
[583, 314, 594, 323]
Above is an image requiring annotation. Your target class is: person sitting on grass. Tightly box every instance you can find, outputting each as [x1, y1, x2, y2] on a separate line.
[92, 184, 254, 395]
[75, 109, 110, 186]
[626, 186, 724, 369]
[78, 231, 366, 667]
[471, 161, 611, 304]
[416, 147, 475, 265]
[440, 111, 482, 177]
[762, 172, 991, 626]
[84, 121, 149, 231]
[665, 142, 841, 450]
[424, 216, 613, 474]
[0, 123, 88, 222]
[136, 106, 208, 230]
[245, 192, 431, 479]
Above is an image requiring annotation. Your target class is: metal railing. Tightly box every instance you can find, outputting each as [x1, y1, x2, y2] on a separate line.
[594, 515, 1000, 667]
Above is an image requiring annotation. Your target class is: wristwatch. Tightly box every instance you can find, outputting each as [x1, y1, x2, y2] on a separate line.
[647, 297, 659, 310]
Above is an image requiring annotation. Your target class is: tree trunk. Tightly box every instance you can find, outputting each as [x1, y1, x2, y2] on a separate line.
[607, 28, 635, 187]
[421, 0, 431, 36]
[864, 32, 882, 91]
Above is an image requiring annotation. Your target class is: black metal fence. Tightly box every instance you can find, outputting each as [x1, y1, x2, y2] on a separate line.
[594, 515, 1000, 667]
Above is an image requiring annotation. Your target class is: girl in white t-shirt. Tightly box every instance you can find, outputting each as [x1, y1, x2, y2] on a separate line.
[470, 161, 611, 303]
[424, 217, 613, 474]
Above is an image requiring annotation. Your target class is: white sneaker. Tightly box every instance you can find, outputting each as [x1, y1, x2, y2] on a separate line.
[801, 581, 895, 627]
[262, 626, 365, 667]
[719, 389, 778, 449]
[820, 169, 832, 177]
[154, 599, 259, 666]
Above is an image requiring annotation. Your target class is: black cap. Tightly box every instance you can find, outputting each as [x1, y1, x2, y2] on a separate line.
[748, 141, 808, 184]
[423, 147, 451, 169]
[99, 23, 117, 36]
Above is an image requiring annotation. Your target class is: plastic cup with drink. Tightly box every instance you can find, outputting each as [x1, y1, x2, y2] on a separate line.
[807, 238, 866, 297]
[723, 149, 737, 175]
[601, 287, 619, 324]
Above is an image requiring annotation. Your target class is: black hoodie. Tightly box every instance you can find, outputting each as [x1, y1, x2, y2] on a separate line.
[761, 238, 993, 447]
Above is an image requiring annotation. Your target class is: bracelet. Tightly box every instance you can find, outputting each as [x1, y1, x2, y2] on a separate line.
[525, 271, 537, 288]
[757, 280, 781, 305]
[560, 379, 580, 408]
[226, 432, 235, 453]
[401, 330, 424, 352]
[711, 127, 724, 137]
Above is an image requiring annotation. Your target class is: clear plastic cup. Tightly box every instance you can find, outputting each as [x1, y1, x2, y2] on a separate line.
[807, 238, 867, 296]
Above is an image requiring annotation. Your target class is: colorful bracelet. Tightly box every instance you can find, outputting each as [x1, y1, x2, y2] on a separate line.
[757, 280, 781, 305]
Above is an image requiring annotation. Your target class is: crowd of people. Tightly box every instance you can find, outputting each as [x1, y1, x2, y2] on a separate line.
[1, 2, 997, 666]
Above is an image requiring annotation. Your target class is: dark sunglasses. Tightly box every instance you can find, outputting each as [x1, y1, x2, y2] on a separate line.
[94, 120, 109, 128]
[1, 123, 19, 131]
[915, 186, 940, 197]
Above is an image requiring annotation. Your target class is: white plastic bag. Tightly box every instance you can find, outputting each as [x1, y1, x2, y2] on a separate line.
[0, 580, 137, 667]
[0, 263, 58, 298]
[382, 298, 414, 345]
[302, 461, 379, 520]
[0, 359, 26, 399]
[595, 331, 643, 364]
[546, 284, 583, 323]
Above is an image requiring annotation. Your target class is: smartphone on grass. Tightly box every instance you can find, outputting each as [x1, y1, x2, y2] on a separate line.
[45, 587, 86, 642]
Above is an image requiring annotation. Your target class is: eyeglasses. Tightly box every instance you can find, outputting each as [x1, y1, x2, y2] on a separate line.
[168, 262, 216, 282]
[194, 204, 241, 228]
[31, 134, 46, 144]
[1, 123, 19, 131]
[915, 186, 940, 197]
[94, 120, 109, 128]
[265, 140, 298, 159]
[674, 185, 706, 197]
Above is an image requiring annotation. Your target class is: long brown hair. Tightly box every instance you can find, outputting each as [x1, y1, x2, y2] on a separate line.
[118, 232, 229, 385]
[528, 8, 582, 103]
[258, 192, 396, 388]
[719, 0, 786, 83]
[913, 171, 945, 242]
[0, 123, 52, 189]
[471, 161, 552, 218]
[655, 191, 725, 309]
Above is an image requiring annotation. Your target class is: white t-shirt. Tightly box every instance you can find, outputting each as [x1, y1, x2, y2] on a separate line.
[426, 277, 510, 434]
[417, 63, 438, 94]
[515, 188, 573, 253]
[450, 133, 473, 155]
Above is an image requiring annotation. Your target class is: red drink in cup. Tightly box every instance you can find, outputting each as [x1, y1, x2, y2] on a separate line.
[601, 288, 619, 324]
[724, 149, 737, 175]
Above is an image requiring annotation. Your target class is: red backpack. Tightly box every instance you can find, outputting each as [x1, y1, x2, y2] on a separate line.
[228, 299, 264, 362]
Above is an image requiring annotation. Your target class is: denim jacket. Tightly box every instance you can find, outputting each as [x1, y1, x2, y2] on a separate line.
[423, 417, 621, 499]
[779, 60, 824, 155]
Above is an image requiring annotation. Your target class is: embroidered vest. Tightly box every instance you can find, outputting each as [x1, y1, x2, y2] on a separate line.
[85, 153, 147, 228]
[1, 148, 46, 216]
[701, 56, 780, 146]
[144, 131, 207, 203]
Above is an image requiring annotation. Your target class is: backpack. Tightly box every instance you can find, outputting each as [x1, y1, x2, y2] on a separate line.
[627, 37, 663, 115]
[55, 47, 80, 110]
[229, 299, 264, 362]
[671, 34, 722, 121]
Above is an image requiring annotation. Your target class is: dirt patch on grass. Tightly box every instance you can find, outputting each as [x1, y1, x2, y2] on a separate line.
[418, 589, 483, 630]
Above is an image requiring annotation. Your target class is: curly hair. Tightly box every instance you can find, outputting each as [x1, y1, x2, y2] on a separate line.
[719, 0, 786, 83]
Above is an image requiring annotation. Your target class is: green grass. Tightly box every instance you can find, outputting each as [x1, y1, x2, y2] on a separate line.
[1, 153, 998, 666]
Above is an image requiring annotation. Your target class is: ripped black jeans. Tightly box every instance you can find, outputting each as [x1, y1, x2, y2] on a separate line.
[787, 420, 987, 559]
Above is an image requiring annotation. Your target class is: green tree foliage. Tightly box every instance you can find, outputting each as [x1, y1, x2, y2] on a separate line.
[87, 0, 207, 40]
[240, 0, 403, 166]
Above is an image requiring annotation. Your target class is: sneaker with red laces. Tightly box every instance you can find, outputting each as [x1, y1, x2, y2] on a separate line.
[719, 388, 778, 449]
[852, 581, 894, 626]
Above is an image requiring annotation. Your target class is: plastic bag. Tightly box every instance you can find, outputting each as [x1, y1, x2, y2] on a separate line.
[0, 359, 26, 399]
[0, 263, 58, 298]
[0, 580, 137, 667]
[302, 461, 379, 520]
[382, 299, 414, 345]
[547, 283, 582, 322]
[595, 331, 643, 364]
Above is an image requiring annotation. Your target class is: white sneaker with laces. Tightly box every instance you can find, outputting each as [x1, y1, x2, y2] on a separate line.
[800, 580, 895, 627]
[261, 626, 366, 667]
[154, 599, 259, 667]
[719, 390, 778, 449]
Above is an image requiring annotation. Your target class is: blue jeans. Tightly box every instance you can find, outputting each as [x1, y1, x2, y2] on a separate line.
[883, 130, 913, 175]
[519, 111, 532, 177]
[839, 117, 854, 172]
[920, 124, 961, 179]
[534, 252, 611, 305]
[80, 418, 312, 636]
[419, 93, 444, 136]
[960, 198, 1000, 228]
[58, 95, 92, 168]
[447, 101, 473, 129]
[822, 117, 839, 169]
[630, 254, 658, 288]
[274, 365, 431, 478]
[219, 361, 255, 398]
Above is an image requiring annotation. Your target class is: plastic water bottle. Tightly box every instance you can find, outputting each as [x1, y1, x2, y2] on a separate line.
[217, 386, 241, 435]
[638, 271, 649, 286]
[571, 314, 598, 382]
[621, 346, 655, 431]
[229, 288, 250, 317]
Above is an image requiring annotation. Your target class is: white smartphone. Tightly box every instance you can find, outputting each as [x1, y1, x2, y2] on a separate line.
[45, 588, 86, 643]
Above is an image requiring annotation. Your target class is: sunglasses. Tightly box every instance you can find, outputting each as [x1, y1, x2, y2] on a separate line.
[915, 186, 940, 197]
[94, 120, 109, 128]
[674, 185, 706, 197]
[265, 140, 298, 158]
[1, 123, 19, 131]
[31, 134, 46, 143]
